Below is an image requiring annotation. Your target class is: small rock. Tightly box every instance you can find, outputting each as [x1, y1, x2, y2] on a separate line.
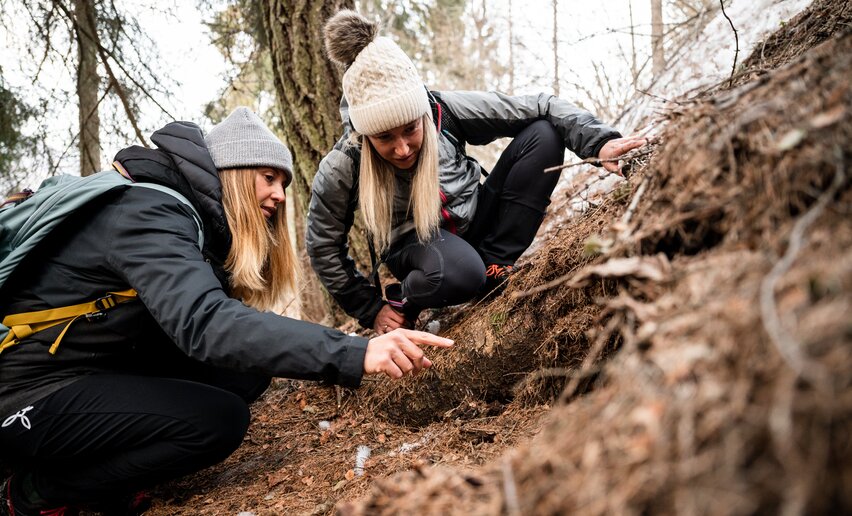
[425, 320, 441, 334]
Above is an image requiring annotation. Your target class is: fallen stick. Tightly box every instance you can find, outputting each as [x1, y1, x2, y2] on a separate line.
[544, 147, 655, 173]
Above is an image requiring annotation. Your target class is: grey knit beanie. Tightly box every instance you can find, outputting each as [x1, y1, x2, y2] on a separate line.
[324, 10, 429, 136]
[205, 107, 293, 185]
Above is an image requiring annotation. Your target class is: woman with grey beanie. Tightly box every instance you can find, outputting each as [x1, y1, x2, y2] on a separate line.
[307, 10, 646, 334]
[0, 107, 450, 515]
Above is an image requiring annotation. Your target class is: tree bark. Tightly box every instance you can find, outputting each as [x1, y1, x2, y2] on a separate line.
[651, 0, 665, 76]
[261, 0, 371, 325]
[75, 0, 101, 176]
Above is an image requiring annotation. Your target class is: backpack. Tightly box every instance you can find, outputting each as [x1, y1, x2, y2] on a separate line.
[0, 163, 203, 355]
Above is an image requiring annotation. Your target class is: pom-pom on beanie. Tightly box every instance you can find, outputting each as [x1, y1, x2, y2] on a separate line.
[205, 107, 293, 185]
[324, 10, 429, 136]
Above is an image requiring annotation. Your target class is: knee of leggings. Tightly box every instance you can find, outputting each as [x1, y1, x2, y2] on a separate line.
[440, 258, 486, 304]
[192, 392, 252, 461]
[527, 120, 564, 161]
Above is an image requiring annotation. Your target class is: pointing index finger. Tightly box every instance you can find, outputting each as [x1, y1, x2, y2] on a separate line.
[397, 329, 454, 348]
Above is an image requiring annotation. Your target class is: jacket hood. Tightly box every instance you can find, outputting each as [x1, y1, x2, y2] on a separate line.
[113, 121, 231, 261]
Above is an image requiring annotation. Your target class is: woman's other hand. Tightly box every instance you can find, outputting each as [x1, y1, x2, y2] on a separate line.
[363, 329, 453, 379]
[598, 136, 647, 174]
[373, 304, 408, 334]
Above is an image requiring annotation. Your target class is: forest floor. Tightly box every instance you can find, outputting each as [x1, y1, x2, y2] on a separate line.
[148, 1, 851, 514]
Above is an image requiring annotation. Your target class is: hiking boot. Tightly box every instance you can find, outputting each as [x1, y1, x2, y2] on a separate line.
[480, 264, 514, 299]
[0, 476, 78, 516]
[384, 283, 421, 328]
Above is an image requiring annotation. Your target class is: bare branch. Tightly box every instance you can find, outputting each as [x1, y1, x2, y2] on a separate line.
[544, 145, 656, 173]
[719, 0, 740, 85]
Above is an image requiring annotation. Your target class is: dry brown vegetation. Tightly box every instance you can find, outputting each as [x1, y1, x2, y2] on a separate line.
[147, 1, 851, 514]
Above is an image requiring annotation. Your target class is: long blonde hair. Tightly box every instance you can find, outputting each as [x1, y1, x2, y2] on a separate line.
[219, 168, 298, 312]
[356, 114, 441, 253]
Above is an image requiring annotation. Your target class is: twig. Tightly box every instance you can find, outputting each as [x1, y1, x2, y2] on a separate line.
[615, 176, 650, 242]
[544, 147, 655, 173]
[719, 0, 739, 86]
[759, 149, 845, 391]
[502, 454, 522, 516]
[636, 88, 686, 106]
[511, 267, 577, 299]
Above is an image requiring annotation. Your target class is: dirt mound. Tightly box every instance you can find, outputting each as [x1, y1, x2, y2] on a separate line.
[340, 14, 852, 516]
[142, 3, 850, 514]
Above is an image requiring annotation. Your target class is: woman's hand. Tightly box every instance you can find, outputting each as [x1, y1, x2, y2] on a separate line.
[373, 304, 408, 334]
[598, 136, 647, 174]
[364, 329, 453, 379]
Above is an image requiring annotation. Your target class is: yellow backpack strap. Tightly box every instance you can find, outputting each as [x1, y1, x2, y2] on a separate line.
[0, 288, 137, 355]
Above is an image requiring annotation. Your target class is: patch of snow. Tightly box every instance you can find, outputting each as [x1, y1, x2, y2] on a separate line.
[354, 445, 371, 476]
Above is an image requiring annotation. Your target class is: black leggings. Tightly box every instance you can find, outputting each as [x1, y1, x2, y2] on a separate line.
[384, 120, 564, 307]
[0, 369, 269, 507]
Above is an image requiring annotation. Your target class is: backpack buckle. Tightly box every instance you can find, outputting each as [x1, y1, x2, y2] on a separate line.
[85, 311, 107, 322]
[93, 295, 118, 311]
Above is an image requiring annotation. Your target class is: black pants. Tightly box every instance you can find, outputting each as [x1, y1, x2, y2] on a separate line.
[385, 120, 564, 307]
[0, 367, 269, 507]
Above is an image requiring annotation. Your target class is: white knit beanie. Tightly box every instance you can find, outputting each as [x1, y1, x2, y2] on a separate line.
[324, 10, 429, 136]
[205, 107, 294, 185]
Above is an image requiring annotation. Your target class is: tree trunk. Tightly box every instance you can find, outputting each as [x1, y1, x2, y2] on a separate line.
[261, 0, 371, 325]
[75, 0, 101, 176]
[651, 0, 665, 76]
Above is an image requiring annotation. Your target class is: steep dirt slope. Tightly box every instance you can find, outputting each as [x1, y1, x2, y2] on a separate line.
[339, 3, 852, 514]
[145, 1, 850, 514]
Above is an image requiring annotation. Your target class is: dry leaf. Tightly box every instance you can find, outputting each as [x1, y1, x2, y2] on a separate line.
[266, 469, 289, 488]
[345, 469, 355, 481]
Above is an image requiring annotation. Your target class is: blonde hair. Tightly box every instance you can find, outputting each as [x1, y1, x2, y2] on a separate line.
[219, 168, 298, 312]
[356, 114, 441, 253]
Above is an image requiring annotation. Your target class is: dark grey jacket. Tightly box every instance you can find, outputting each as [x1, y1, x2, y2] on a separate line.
[0, 121, 368, 418]
[306, 90, 621, 328]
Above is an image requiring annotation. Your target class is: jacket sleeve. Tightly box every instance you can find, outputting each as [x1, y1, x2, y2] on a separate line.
[306, 149, 385, 328]
[435, 90, 622, 159]
[106, 188, 369, 388]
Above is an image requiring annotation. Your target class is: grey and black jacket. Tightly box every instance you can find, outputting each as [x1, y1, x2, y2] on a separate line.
[306, 90, 621, 328]
[0, 121, 368, 418]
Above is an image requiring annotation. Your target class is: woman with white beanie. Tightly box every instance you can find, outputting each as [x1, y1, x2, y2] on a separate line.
[307, 10, 645, 334]
[0, 107, 450, 515]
